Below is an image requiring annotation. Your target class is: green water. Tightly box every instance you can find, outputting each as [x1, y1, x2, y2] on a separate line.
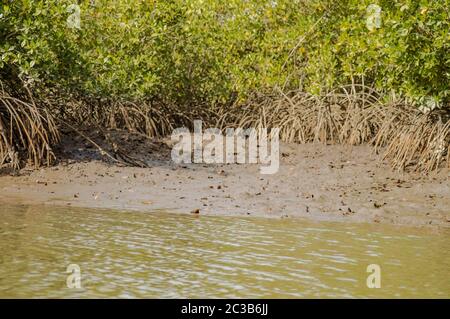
[0, 204, 448, 298]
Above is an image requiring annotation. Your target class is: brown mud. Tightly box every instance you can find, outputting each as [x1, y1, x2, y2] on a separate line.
[0, 131, 448, 228]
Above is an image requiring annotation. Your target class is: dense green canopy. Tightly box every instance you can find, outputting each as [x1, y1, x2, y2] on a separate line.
[1, 0, 448, 107]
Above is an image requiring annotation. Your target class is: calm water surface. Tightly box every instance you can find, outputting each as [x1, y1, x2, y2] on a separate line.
[0, 204, 448, 298]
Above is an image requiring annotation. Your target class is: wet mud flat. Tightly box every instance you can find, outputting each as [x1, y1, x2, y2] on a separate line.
[0, 132, 448, 228]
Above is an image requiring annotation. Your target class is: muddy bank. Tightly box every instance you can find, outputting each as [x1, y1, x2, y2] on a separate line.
[0, 136, 449, 228]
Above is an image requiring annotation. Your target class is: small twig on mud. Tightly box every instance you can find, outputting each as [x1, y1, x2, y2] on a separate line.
[101, 129, 150, 168]
[60, 120, 127, 166]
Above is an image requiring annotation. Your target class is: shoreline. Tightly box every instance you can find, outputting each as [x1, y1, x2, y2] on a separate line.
[0, 139, 449, 229]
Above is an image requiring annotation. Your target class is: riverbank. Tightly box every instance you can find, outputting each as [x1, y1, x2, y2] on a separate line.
[0, 132, 448, 228]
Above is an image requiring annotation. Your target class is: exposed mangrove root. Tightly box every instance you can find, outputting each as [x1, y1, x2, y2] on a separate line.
[226, 87, 449, 173]
[374, 106, 450, 172]
[1, 83, 448, 174]
[0, 89, 59, 169]
[62, 99, 219, 139]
